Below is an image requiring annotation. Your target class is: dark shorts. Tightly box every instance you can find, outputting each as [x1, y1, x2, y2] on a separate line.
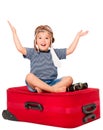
[26, 78, 62, 92]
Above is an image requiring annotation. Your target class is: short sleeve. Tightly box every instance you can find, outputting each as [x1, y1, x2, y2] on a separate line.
[23, 48, 36, 60]
[54, 48, 66, 59]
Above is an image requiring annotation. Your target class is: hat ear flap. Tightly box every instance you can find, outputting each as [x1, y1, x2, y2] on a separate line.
[52, 37, 55, 43]
[34, 39, 39, 51]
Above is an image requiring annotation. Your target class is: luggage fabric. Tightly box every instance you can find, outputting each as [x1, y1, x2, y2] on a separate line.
[2, 86, 100, 128]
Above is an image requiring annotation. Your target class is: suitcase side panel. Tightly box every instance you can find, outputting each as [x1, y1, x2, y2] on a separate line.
[6, 87, 100, 128]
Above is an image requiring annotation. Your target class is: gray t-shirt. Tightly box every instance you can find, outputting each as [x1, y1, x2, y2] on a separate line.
[23, 48, 66, 81]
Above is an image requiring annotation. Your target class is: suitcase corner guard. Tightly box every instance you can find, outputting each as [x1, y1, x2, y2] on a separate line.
[2, 110, 18, 121]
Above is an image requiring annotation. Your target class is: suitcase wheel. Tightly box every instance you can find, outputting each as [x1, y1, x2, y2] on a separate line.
[2, 110, 18, 121]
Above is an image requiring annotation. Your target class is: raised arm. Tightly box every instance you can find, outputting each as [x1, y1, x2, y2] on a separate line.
[66, 30, 88, 55]
[8, 21, 26, 55]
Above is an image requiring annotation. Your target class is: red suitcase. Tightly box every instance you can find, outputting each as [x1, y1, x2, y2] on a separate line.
[2, 86, 100, 128]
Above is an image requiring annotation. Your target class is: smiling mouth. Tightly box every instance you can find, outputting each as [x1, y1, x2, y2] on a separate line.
[40, 44, 46, 46]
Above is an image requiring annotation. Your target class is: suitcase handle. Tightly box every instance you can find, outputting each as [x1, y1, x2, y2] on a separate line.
[25, 101, 43, 111]
[82, 103, 96, 114]
[83, 113, 96, 123]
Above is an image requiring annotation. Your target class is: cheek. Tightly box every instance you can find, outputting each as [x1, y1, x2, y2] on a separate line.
[47, 39, 51, 45]
[47, 42, 51, 47]
[36, 39, 40, 45]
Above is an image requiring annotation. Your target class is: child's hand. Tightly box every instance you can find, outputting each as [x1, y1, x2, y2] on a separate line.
[7, 20, 16, 33]
[78, 30, 88, 37]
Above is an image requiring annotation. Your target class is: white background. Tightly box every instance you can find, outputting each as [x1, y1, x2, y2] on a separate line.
[0, 0, 103, 129]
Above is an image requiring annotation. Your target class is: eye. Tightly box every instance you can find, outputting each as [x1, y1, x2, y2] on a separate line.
[45, 37, 49, 39]
[38, 37, 42, 39]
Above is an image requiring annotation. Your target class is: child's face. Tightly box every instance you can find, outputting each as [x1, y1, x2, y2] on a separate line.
[36, 31, 51, 51]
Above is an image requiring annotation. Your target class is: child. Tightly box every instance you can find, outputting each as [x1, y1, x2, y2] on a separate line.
[8, 21, 88, 93]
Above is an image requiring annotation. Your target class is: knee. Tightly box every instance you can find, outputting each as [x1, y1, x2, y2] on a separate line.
[25, 73, 33, 82]
[66, 76, 73, 84]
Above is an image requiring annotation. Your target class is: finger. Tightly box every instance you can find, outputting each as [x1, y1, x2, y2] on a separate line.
[7, 20, 12, 27]
[84, 31, 88, 35]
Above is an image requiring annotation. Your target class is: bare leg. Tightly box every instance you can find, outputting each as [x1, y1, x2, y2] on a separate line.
[25, 73, 67, 93]
[52, 76, 73, 90]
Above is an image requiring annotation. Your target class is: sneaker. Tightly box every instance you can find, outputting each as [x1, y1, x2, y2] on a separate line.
[66, 82, 88, 92]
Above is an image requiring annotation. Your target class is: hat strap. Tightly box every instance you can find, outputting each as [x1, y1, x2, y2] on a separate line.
[50, 46, 61, 68]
